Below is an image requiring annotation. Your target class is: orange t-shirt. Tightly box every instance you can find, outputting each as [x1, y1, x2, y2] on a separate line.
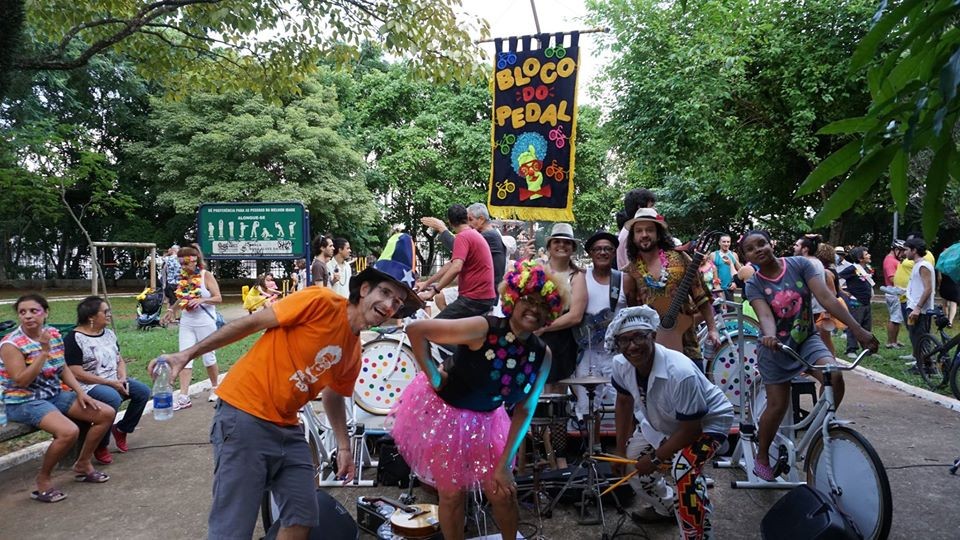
[216, 287, 361, 425]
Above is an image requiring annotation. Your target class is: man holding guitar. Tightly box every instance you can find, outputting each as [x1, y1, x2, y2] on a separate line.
[621, 208, 721, 368]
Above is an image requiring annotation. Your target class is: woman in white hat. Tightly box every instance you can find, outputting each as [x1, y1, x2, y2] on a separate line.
[538, 223, 588, 391]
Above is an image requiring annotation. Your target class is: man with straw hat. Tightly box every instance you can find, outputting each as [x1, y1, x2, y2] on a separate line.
[607, 305, 732, 536]
[622, 208, 720, 366]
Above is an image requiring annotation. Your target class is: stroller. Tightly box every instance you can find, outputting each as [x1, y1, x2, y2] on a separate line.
[136, 287, 165, 330]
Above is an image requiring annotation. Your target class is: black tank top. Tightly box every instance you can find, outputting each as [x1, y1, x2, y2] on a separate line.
[437, 316, 549, 412]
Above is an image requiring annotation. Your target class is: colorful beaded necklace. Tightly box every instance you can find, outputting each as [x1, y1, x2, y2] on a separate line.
[636, 249, 670, 290]
[175, 257, 203, 309]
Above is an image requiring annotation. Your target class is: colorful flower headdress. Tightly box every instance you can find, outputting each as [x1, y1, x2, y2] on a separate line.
[500, 260, 568, 322]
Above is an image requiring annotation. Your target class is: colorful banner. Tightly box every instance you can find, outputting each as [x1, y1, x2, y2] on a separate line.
[487, 33, 580, 222]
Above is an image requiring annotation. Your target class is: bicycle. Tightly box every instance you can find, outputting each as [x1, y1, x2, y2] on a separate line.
[715, 345, 893, 540]
[914, 305, 960, 398]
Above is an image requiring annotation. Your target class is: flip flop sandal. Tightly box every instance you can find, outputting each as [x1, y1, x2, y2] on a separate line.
[31, 489, 67, 503]
[753, 461, 776, 481]
[74, 470, 110, 483]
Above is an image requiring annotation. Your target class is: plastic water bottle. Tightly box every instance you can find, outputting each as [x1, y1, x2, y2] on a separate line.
[152, 358, 174, 421]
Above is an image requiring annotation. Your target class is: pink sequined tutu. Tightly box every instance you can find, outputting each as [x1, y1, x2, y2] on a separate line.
[388, 372, 512, 492]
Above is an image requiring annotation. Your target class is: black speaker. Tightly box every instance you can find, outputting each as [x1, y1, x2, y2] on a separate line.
[263, 489, 359, 540]
[760, 485, 859, 540]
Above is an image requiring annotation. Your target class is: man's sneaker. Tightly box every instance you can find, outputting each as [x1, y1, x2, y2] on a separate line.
[112, 426, 128, 453]
[846, 351, 858, 359]
[899, 354, 916, 361]
[173, 395, 192, 411]
[630, 506, 675, 524]
[93, 446, 113, 465]
[208, 388, 219, 403]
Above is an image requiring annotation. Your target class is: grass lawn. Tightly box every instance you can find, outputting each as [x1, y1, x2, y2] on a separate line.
[825, 302, 958, 399]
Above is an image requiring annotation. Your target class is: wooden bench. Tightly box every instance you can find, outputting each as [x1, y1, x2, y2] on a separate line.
[1, 419, 88, 465]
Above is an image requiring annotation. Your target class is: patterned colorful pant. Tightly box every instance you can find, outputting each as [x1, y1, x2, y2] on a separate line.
[627, 430, 724, 540]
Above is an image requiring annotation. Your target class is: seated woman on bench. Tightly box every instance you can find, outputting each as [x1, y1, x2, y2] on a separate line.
[0, 294, 115, 503]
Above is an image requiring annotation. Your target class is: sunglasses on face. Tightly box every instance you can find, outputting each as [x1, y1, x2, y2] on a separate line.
[590, 246, 614, 254]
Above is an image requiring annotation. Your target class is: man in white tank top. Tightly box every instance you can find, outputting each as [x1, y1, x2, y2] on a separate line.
[573, 232, 626, 421]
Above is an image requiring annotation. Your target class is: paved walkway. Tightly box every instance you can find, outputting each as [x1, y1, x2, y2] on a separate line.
[0, 368, 957, 539]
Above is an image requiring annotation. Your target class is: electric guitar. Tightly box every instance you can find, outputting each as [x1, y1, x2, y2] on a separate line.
[651, 230, 720, 352]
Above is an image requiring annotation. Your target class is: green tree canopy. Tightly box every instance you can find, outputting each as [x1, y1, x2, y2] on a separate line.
[127, 75, 381, 248]
[12, 0, 489, 97]
[588, 0, 879, 242]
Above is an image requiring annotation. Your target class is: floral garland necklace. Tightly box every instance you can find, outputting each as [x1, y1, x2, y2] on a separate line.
[175, 263, 203, 309]
[638, 249, 670, 290]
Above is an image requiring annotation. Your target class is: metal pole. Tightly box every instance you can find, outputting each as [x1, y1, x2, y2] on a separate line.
[530, 0, 541, 34]
[893, 211, 899, 241]
[91, 245, 98, 296]
[476, 27, 609, 44]
[149, 247, 157, 290]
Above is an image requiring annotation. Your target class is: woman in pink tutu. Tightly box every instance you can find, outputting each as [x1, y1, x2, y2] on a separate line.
[390, 260, 569, 540]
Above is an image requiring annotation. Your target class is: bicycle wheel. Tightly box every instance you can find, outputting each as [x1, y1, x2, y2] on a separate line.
[949, 354, 960, 400]
[707, 335, 760, 412]
[355, 337, 419, 415]
[915, 333, 948, 389]
[805, 425, 893, 540]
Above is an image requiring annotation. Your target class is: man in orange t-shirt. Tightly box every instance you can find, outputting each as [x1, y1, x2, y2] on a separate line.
[152, 255, 421, 540]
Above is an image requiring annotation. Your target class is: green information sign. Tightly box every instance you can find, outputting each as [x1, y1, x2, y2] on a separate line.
[197, 202, 308, 259]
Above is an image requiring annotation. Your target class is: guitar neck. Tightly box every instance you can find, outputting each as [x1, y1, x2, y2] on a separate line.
[660, 249, 708, 329]
[368, 496, 424, 517]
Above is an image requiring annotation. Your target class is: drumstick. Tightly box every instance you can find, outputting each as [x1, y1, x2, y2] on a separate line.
[594, 454, 638, 465]
[601, 470, 638, 496]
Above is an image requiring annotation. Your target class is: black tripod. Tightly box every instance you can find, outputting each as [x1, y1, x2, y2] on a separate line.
[544, 379, 621, 538]
[516, 418, 555, 539]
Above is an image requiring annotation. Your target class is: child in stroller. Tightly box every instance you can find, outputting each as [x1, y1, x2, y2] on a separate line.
[136, 287, 165, 329]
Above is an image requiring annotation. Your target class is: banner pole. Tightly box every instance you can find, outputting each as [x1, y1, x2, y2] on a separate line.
[529, 0, 542, 34]
[476, 27, 609, 44]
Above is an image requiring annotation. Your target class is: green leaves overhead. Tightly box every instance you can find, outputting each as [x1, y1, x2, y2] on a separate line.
[14, 0, 490, 97]
[805, 0, 960, 241]
[796, 140, 864, 196]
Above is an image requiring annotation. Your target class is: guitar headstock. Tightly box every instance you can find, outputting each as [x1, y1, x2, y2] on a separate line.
[688, 230, 723, 257]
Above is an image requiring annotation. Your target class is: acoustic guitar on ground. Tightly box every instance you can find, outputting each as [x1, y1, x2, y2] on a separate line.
[650, 230, 721, 352]
[366, 496, 441, 539]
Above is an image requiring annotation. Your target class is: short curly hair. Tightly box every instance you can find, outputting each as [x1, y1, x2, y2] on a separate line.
[498, 260, 570, 322]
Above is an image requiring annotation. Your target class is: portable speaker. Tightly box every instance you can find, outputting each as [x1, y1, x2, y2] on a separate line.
[760, 485, 860, 540]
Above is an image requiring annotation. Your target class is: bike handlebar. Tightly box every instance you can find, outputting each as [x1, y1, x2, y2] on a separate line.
[779, 344, 871, 371]
[369, 325, 402, 335]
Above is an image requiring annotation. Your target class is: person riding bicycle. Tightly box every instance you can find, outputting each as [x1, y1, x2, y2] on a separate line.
[149, 251, 422, 540]
[741, 230, 878, 482]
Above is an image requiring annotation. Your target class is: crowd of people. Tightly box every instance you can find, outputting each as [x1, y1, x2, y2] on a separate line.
[2, 192, 958, 540]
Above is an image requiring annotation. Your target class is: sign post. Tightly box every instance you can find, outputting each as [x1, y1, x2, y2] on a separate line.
[197, 202, 311, 279]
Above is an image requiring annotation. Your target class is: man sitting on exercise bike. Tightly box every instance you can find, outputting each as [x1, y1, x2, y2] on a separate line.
[609, 305, 733, 538]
